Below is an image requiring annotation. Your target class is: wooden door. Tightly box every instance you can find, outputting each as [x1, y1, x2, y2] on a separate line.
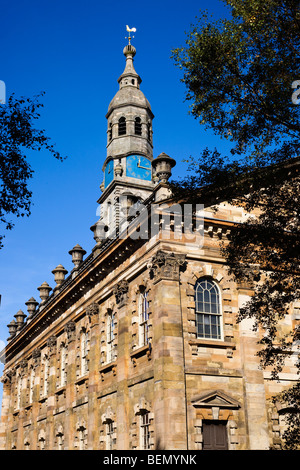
[202, 420, 228, 450]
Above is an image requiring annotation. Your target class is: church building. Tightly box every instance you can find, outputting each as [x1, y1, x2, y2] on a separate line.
[0, 32, 297, 451]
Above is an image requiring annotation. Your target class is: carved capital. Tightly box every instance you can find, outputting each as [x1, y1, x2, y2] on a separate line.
[86, 303, 99, 326]
[0, 368, 14, 385]
[149, 250, 186, 283]
[64, 321, 76, 343]
[113, 280, 129, 307]
[32, 348, 42, 367]
[47, 336, 57, 355]
[19, 359, 28, 377]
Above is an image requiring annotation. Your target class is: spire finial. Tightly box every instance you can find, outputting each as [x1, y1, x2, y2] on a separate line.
[125, 25, 136, 45]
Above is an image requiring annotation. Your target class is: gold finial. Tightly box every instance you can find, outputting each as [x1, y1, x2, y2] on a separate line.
[125, 25, 136, 44]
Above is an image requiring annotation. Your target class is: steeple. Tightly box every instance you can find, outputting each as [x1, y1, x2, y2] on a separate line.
[104, 34, 154, 170]
[93, 28, 156, 243]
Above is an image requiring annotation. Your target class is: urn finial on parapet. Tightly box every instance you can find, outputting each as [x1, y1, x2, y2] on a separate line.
[37, 281, 52, 305]
[69, 244, 86, 269]
[52, 264, 68, 292]
[25, 297, 39, 321]
[7, 319, 17, 341]
[151, 152, 176, 183]
[14, 310, 26, 331]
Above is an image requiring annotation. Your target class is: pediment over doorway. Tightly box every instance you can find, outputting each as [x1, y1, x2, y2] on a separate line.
[191, 390, 240, 409]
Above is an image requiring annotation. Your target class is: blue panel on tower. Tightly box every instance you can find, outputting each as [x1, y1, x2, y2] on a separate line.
[126, 155, 152, 181]
[104, 159, 114, 188]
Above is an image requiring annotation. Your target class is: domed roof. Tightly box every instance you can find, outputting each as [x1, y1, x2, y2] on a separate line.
[107, 87, 152, 117]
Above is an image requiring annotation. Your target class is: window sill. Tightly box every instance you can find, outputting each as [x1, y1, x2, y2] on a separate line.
[75, 374, 89, 386]
[99, 361, 117, 377]
[38, 396, 47, 403]
[188, 339, 236, 350]
[55, 385, 66, 395]
[130, 344, 151, 366]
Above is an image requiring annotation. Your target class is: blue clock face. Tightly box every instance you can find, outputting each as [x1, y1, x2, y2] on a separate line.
[126, 155, 152, 181]
[104, 159, 114, 188]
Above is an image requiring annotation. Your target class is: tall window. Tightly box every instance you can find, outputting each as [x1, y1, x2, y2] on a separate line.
[107, 311, 115, 363]
[118, 117, 126, 136]
[140, 412, 151, 449]
[38, 431, 46, 450]
[195, 279, 222, 340]
[107, 201, 112, 226]
[106, 421, 114, 450]
[43, 356, 49, 397]
[147, 122, 152, 142]
[29, 367, 35, 404]
[80, 329, 89, 376]
[24, 438, 30, 450]
[108, 122, 112, 141]
[60, 343, 67, 387]
[77, 424, 87, 450]
[56, 426, 64, 450]
[139, 291, 149, 347]
[134, 117, 142, 135]
[16, 373, 22, 409]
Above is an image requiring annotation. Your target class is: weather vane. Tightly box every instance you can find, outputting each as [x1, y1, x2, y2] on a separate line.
[126, 25, 136, 44]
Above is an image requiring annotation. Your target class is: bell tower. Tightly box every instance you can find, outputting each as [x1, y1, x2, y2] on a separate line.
[92, 28, 156, 242]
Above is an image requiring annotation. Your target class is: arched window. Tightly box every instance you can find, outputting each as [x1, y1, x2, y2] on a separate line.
[195, 279, 222, 340]
[147, 122, 152, 142]
[135, 117, 142, 136]
[118, 117, 126, 136]
[108, 122, 112, 141]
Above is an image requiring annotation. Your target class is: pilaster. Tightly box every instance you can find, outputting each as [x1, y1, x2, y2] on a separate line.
[0, 370, 13, 449]
[64, 320, 76, 449]
[150, 250, 188, 449]
[86, 303, 100, 449]
[114, 280, 131, 449]
[238, 286, 270, 450]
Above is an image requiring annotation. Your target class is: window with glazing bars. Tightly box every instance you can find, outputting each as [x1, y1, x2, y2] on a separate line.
[107, 312, 115, 363]
[195, 279, 222, 340]
[106, 421, 114, 450]
[139, 291, 149, 346]
[140, 412, 150, 449]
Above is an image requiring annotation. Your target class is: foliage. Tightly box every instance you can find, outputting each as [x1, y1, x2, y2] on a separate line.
[0, 92, 64, 248]
[172, 0, 300, 163]
[172, 0, 300, 449]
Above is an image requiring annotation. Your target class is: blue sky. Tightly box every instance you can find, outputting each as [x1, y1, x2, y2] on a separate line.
[0, 0, 231, 408]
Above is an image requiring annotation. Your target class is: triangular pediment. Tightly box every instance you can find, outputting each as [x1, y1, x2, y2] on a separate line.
[192, 390, 240, 409]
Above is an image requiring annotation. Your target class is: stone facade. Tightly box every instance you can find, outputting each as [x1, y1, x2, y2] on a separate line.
[0, 203, 297, 450]
[0, 36, 297, 451]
